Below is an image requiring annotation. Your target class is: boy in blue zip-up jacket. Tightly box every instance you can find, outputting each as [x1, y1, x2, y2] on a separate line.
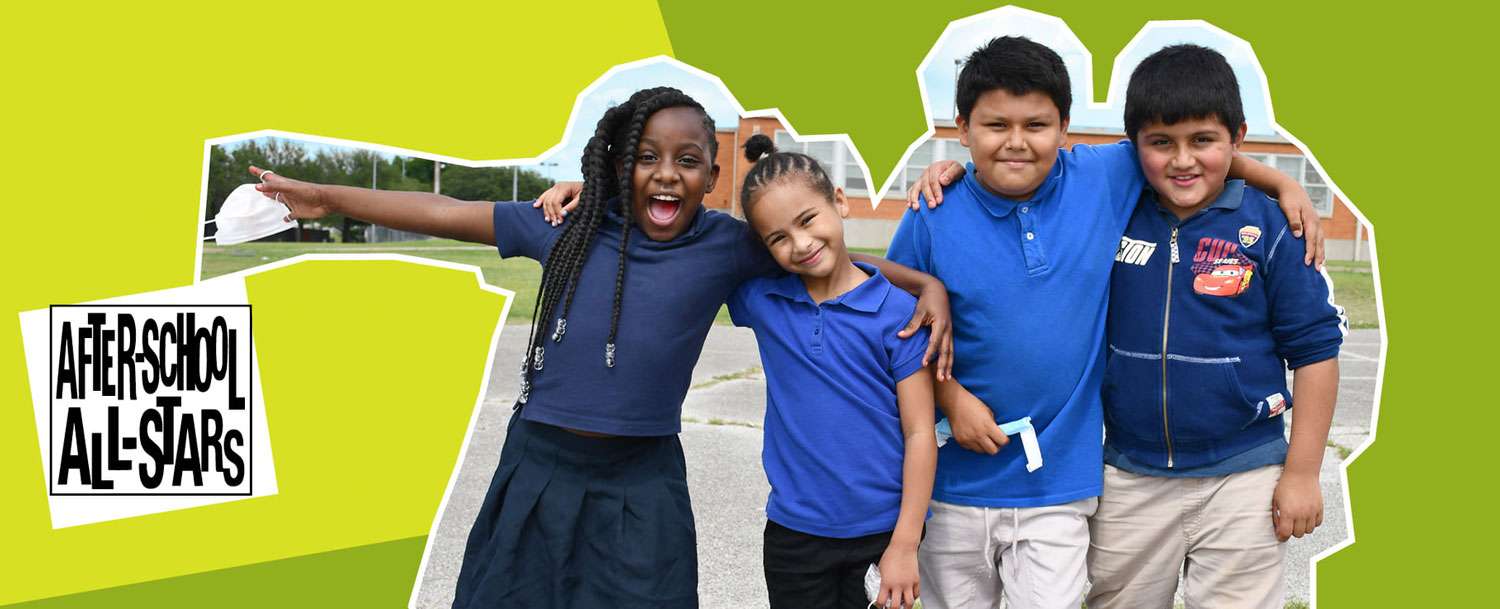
[1086, 45, 1347, 609]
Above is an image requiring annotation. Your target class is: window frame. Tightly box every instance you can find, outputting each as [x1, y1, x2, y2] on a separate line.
[773, 130, 870, 197]
[1243, 152, 1335, 218]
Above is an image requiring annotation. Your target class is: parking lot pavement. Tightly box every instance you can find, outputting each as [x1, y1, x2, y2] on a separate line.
[415, 326, 1381, 608]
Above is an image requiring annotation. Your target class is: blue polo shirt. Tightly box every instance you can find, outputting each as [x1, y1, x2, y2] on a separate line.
[728, 262, 930, 538]
[886, 142, 1144, 508]
[494, 200, 780, 436]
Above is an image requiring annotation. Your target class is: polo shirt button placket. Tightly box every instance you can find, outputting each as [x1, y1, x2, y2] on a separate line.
[810, 306, 824, 354]
[1018, 202, 1047, 273]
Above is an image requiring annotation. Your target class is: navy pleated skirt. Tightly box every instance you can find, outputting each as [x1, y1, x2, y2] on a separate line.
[452, 411, 698, 609]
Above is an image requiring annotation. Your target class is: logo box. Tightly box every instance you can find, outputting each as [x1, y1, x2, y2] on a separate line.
[48, 304, 253, 496]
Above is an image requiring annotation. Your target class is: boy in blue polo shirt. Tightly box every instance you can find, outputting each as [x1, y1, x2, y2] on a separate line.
[729, 134, 937, 609]
[888, 37, 1323, 609]
[1085, 45, 1345, 609]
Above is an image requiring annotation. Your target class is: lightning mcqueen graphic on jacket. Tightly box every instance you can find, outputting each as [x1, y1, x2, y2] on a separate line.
[1193, 256, 1255, 297]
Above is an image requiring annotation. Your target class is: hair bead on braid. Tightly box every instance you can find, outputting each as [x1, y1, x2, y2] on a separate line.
[514, 87, 717, 408]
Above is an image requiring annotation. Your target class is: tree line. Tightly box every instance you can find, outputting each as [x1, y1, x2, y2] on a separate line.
[205, 138, 558, 242]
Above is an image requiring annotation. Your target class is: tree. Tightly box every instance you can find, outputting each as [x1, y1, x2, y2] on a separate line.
[437, 165, 554, 202]
[202, 137, 557, 243]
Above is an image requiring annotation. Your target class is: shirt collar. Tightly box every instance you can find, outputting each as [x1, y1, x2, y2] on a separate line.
[959, 156, 1065, 219]
[1152, 179, 1246, 218]
[764, 261, 892, 312]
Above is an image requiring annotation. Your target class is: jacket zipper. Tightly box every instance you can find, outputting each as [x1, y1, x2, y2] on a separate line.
[1162, 226, 1179, 468]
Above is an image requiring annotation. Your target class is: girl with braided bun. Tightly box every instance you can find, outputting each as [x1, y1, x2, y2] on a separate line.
[730, 133, 935, 609]
[251, 87, 951, 608]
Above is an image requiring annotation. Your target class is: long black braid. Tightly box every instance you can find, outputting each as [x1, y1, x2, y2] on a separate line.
[517, 87, 717, 405]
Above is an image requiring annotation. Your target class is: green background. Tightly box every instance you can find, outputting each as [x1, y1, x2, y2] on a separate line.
[4, 0, 1490, 606]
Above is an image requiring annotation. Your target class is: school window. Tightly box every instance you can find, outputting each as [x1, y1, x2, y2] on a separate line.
[774, 131, 868, 196]
[899, 138, 964, 193]
[1244, 153, 1334, 217]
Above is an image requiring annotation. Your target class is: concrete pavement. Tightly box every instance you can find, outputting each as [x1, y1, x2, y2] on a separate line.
[414, 325, 1381, 608]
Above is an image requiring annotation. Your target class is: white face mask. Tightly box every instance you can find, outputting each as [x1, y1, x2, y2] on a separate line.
[864, 563, 924, 609]
[206, 183, 298, 245]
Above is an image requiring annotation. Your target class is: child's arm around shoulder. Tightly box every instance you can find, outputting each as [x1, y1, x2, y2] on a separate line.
[878, 366, 937, 609]
[252, 166, 497, 245]
[851, 253, 953, 381]
[1229, 153, 1325, 266]
[904, 160, 966, 210]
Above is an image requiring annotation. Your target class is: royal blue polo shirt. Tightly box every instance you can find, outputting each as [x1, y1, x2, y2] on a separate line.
[728, 262, 930, 538]
[886, 142, 1144, 508]
[494, 200, 780, 436]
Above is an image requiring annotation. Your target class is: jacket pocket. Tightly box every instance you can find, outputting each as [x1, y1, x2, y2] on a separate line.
[1102, 346, 1166, 442]
[1165, 355, 1259, 443]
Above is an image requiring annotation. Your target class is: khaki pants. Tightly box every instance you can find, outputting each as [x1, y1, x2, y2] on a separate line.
[1087, 464, 1286, 609]
[917, 497, 1097, 609]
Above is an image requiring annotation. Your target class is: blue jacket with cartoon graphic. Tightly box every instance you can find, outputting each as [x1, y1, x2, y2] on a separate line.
[1104, 180, 1346, 470]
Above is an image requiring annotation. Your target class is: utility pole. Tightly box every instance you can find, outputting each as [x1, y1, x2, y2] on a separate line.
[512, 166, 519, 201]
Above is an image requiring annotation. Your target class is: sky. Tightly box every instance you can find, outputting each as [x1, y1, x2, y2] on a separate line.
[224, 11, 1280, 184]
[918, 12, 1275, 135]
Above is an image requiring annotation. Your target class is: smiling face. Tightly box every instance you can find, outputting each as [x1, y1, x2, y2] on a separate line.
[627, 106, 719, 241]
[957, 88, 1069, 201]
[1135, 116, 1246, 220]
[746, 179, 851, 279]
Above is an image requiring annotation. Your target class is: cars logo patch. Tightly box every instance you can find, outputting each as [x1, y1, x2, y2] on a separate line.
[1239, 225, 1262, 248]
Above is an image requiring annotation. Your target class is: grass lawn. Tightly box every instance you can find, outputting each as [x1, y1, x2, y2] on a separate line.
[204, 242, 1379, 328]
[1324, 260, 1379, 329]
[203, 239, 545, 319]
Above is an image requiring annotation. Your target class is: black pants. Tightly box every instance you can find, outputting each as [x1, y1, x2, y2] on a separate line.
[763, 520, 893, 609]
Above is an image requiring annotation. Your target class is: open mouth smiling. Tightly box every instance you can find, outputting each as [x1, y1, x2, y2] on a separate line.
[646, 193, 681, 226]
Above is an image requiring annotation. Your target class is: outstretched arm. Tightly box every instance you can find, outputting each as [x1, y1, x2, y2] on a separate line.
[251, 166, 496, 245]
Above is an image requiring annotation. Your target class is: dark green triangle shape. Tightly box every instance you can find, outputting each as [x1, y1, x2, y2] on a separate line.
[5, 536, 427, 608]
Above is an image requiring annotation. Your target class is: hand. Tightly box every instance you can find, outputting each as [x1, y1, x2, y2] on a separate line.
[876, 544, 920, 609]
[905, 160, 966, 210]
[901, 280, 954, 381]
[1271, 470, 1323, 541]
[534, 181, 583, 226]
[944, 384, 1007, 455]
[251, 166, 331, 221]
[1274, 185, 1325, 268]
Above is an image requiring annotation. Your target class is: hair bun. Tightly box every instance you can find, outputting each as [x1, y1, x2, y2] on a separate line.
[744, 133, 776, 163]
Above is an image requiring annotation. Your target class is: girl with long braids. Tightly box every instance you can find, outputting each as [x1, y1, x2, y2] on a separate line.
[250, 87, 951, 608]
